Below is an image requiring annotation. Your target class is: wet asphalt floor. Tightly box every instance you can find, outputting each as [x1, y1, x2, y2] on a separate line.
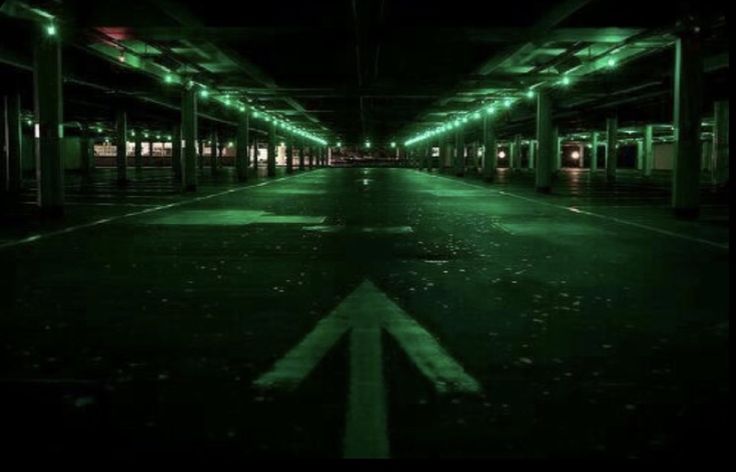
[0, 166, 729, 460]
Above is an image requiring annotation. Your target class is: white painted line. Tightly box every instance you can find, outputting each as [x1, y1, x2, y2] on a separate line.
[424, 171, 729, 251]
[0, 171, 315, 252]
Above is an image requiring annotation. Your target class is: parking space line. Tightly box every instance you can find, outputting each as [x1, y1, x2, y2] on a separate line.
[0, 171, 315, 252]
[424, 171, 729, 251]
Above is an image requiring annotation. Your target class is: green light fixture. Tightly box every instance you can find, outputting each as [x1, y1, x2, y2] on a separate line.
[46, 24, 57, 36]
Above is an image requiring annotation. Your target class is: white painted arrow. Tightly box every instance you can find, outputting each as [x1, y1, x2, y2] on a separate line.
[254, 280, 481, 458]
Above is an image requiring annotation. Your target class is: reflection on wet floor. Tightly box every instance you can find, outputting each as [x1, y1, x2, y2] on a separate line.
[0, 166, 729, 459]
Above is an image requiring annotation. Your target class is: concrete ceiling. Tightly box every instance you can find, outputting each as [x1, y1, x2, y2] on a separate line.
[0, 0, 729, 145]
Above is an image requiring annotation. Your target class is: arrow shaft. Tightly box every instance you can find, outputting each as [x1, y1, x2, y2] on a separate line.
[344, 326, 389, 459]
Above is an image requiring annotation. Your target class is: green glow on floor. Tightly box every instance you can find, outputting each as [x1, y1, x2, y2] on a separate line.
[145, 210, 325, 226]
[503, 222, 610, 236]
[257, 215, 326, 224]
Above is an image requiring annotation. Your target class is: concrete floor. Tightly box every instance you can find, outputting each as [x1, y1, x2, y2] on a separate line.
[0, 166, 729, 460]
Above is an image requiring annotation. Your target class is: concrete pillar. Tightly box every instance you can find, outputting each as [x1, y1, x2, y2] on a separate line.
[606, 117, 618, 183]
[172, 125, 182, 183]
[115, 111, 128, 184]
[5, 93, 23, 192]
[482, 115, 497, 182]
[308, 145, 314, 169]
[134, 131, 143, 171]
[267, 122, 276, 177]
[642, 126, 654, 177]
[528, 140, 535, 169]
[252, 137, 259, 174]
[701, 140, 712, 172]
[298, 140, 305, 170]
[80, 130, 94, 177]
[210, 131, 218, 175]
[552, 127, 560, 172]
[672, 28, 703, 218]
[437, 136, 444, 171]
[427, 145, 434, 172]
[236, 113, 249, 182]
[198, 139, 204, 171]
[286, 137, 294, 174]
[454, 129, 464, 177]
[579, 144, 585, 168]
[181, 86, 198, 192]
[512, 134, 522, 170]
[636, 139, 644, 171]
[712, 101, 729, 184]
[535, 90, 553, 192]
[34, 33, 64, 213]
[590, 132, 599, 172]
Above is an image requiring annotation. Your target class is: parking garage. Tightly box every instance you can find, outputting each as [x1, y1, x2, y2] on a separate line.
[0, 0, 729, 461]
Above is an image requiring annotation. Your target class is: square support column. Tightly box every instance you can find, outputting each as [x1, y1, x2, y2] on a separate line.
[643, 126, 654, 177]
[134, 131, 143, 171]
[482, 115, 497, 182]
[712, 101, 729, 185]
[172, 125, 182, 183]
[267, 122, 276, 177]
[606, 117, 618, 183]
[512, 134, 522, 171]
[286, 137, 294, 174]
[252, 137, 259, 174]
[552, 127, 560, 173]
[181, 86, 198, 192]
[5, 93, 23, 193]
[528, 139, 535, 169]
[590, 132, 599, 172]
[80, 129, 94, 178]
[236, 114, 249, 182]
[34, 33, 64, 213]
[672, 30, 703, 218]
[198, 139, 204, 171]
[210, 131, 218, 175]
[578, 144, 584, 168]
[535, 90, 553, 192]
[298, 140, 305, 170]
[115, 111, 127, 185]
[454, 129, 465, 177]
